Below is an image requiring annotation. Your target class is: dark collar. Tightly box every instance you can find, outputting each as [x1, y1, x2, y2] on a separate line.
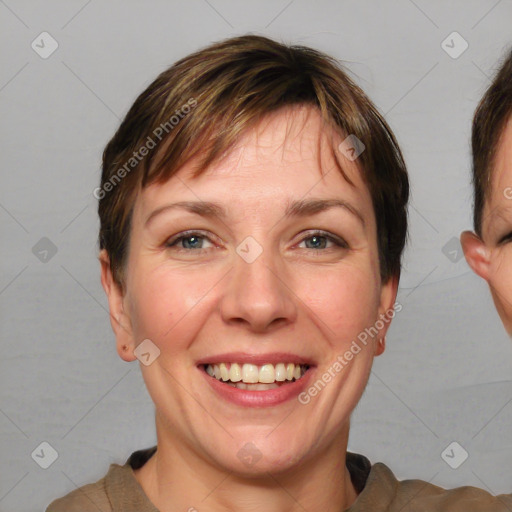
[127, 446, 371, 494]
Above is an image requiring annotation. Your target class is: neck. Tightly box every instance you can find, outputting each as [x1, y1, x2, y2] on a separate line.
[134, 415, 358, 512]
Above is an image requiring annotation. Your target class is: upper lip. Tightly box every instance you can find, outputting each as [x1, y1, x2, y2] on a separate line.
[196, 352, 316, 367]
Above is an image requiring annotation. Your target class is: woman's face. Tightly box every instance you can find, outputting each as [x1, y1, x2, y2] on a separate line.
[101, 105, 397, 474]
[462, 117, 512, 337]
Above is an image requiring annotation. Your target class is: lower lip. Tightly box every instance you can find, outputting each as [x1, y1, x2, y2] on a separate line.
[198, 365, 315, 407]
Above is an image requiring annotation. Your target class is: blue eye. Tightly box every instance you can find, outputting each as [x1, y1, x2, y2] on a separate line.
[165, 231, 214, 251]
[164, 230, 348, 253]
[298, 231, 348, 250]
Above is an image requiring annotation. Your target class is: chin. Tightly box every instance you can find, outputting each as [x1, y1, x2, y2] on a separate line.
[207, 436, 307, 476]
[233, 453, 303, 477]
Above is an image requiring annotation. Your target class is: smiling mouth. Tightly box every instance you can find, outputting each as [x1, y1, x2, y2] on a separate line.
[200, 362, 311, 390]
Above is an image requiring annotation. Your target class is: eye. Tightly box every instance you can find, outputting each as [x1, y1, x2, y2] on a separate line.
[165, 230, 215, 252]
[297, 230, 349, 250]
[498, 231, 512, 245]
[164, 229, 349, 254]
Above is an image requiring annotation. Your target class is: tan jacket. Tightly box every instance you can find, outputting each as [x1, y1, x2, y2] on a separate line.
[46, 446, 512, 511]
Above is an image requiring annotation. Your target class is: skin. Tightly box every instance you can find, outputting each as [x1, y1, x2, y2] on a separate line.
[461, 116, 512, 337]
[100, 104, 398, 512]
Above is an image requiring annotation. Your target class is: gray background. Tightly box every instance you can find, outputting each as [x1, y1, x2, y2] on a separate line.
[1, 1, 512, 510]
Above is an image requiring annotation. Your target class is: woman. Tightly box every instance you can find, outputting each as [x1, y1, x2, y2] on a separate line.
[47, 35, 512, 511]
[461, 48, 512, 338]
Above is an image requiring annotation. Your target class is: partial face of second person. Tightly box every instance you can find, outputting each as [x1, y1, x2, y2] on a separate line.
[100, 104, 397, 475]
[462, 116, 512, 337]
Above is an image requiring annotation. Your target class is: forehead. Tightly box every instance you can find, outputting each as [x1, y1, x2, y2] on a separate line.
[493, 117, 512, 186]
[483, 116, 512, 234]
[136, 105, 372, 220]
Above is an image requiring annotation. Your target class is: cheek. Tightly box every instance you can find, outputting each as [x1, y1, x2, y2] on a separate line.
[126, 250, 382, 353]
[296, 264, 380, 340]
[489, 249, 512, 323]
[127, 264, 213, 350]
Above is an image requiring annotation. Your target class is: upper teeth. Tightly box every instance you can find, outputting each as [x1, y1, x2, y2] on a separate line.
[205, 363, 308, 384]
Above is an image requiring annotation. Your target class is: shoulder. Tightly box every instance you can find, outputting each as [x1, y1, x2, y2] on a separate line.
[45, 472, 112, 512]
[349, 456, 512, 512]
[45, 447, 158, 512]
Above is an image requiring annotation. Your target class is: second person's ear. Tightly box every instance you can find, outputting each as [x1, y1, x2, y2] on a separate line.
[460, 230, 491, 281]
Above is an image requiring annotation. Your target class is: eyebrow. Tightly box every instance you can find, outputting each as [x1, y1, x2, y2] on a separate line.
[144, 198, 365, 227]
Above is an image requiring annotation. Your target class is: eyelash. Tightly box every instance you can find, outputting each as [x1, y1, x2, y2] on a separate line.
[165, 230, 349, 253]
[498, 231, 512, 245]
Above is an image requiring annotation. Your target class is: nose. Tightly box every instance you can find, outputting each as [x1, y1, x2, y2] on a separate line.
[219, 240, 298, 332]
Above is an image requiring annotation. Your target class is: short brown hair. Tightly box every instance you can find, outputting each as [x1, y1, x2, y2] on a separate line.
[98, 34, 409, 289]
[471, 47, 512, 235]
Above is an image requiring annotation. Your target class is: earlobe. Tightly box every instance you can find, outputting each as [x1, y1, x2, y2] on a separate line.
[375, 337, 386, 356]
[98, 249, 137, 362]
[460, 231, 490, 281]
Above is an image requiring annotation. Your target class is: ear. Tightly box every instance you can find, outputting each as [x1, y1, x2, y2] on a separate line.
[374, 273, 399, 356]
[460, 230, 491, 281]
[99, 249, 137, 362]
